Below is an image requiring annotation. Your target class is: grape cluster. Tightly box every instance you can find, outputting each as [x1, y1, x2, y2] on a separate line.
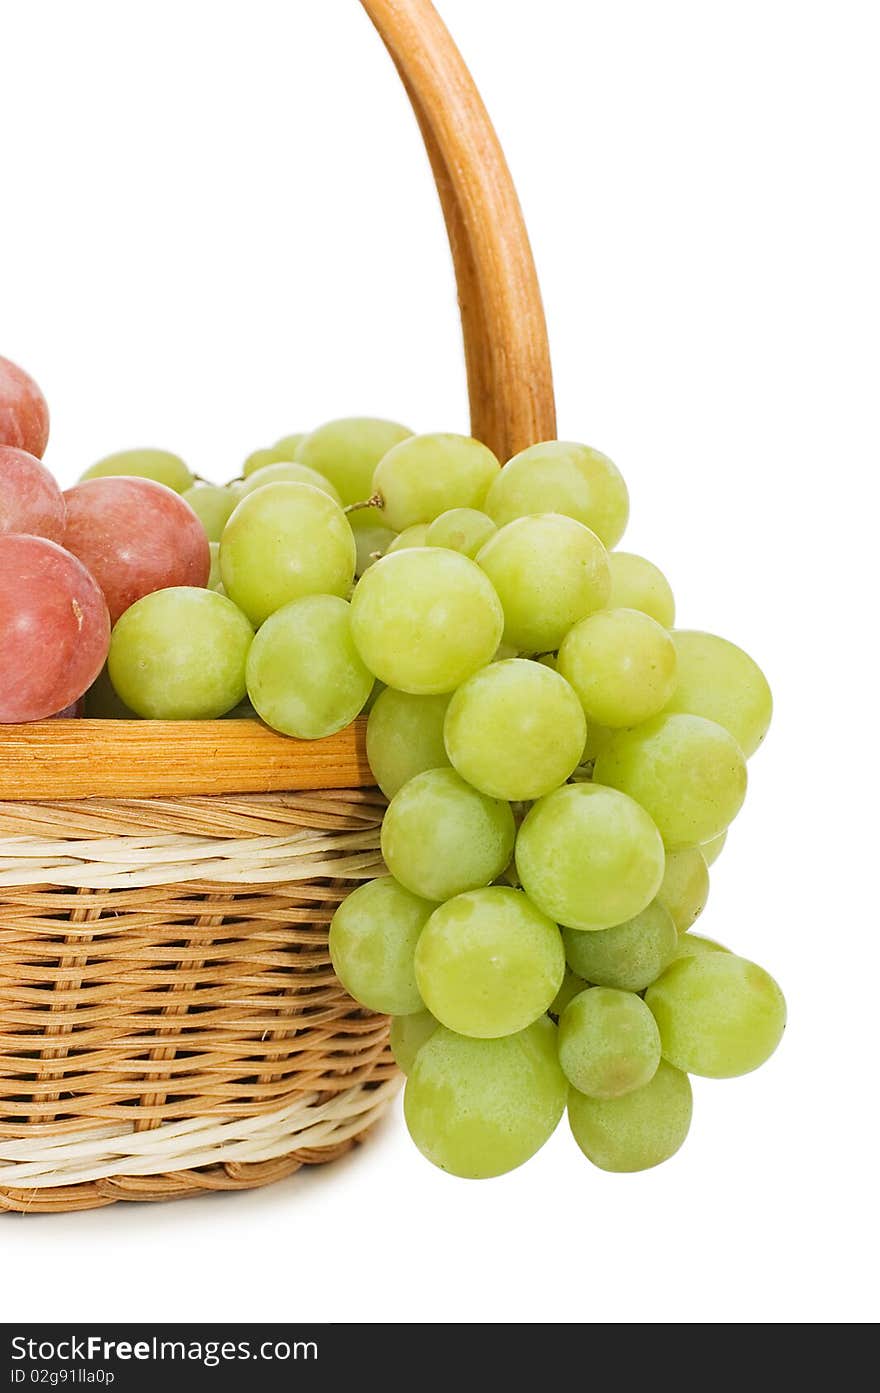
[0, 352, 784, 1179]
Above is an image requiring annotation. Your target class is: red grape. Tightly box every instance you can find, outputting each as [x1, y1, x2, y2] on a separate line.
[63, 477, 211, 623]
[0, 535, 110, 722]
[0, 445, 66, 542]
[0, 355, 50, 458]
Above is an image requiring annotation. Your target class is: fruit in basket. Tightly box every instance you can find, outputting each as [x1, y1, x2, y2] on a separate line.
[562, 901, 678, 994]
[79, 447, 193, 493]
[220, 481, 356, 625]
[425, 507, 496, 557]
[0, 533, 109, 721]
[485, 441, 629, 548]
[381, 767, 515, 902]
[329, 876, 435, 1016]
[246, 594, 372, 738]
[644, 954, 786, 1078]
[373, 433, 500, 531]
[606, 551, 676, 627]
[558, 987, 661, 1099]
[515, 783, 665, 932]
[239, 460, 342, 504]
[350, 547, 503, 693]
[568, 1059, 693, 1172]
[476, 513, 610, 653]
[108, 587, 254, 719]
[557, 607, 678, 727]
[0, 354, 50, 458]
[594, 713, 748, 849]
[295, 417, 412, 505]
[366, 688, 452, 798]
[443, 658, 585, 800]
[182, 483, 239, 540]
[414, 886, 564, 1038]
[663, 629, 774, 757]
[63, 476, 210, 623]
[0, 445, 66, 542]
[404, 1018, 568, 1179]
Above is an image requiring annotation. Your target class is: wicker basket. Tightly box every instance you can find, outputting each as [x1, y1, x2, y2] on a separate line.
[0, 0, 556, 1214]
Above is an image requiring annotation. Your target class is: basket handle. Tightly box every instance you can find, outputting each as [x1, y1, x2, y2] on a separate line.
[360, 0, 557, 462]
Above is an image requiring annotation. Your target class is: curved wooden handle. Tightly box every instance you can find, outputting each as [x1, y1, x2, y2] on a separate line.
[360, 0, 556, 461]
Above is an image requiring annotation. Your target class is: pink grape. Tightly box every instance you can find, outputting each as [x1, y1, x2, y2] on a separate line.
[0, 534, 110, 721]
[0, 355, 50, 458]
[63, 477, 211, 623]
[0, 445, 66, 542]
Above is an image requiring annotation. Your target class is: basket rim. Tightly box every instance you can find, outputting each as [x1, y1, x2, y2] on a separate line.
[0, 716, 373, 801]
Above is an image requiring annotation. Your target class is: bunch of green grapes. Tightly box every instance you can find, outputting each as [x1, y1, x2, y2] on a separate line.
[80, 420, 784, 1182]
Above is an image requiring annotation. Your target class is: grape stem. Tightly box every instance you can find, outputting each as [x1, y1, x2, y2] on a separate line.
[344, 493, 384, 515]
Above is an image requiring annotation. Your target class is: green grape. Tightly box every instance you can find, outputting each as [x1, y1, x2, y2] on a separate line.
[549, 967, 590, 1018]
[477, 514, 610, 654]
[563, 900, 677, 993]
[349, 506, 397, 576]
[443, 658, 586, 800]
[220, 482, 356, 626]
[657, 847, 710, 931]
[664, 630, 772, 758]
[83, 664, 137, 719]
[404, 1018, 567, 1179]
[207, 541, 222, 590]
[414, 887, 564, 1039]
[702, 830, 727, 866]
[645, 953, 786, 1078]
[183, 484, 239, 541]
[80, 448, 193, 493]
[426, 507, 497, 558]
[329, 875, 435, 1015]
[243, 444, 301, 476]
[240, 460, 342, 505]
[373, 434, 500, 531]
[568, 1059, 692, 1172]
[295, 417, 412, 505]
[107, 587, 253, 719]
[558, 608, 678, 727]
[515, 783, 665, 932]
[559, 987, 661, 1099]
[273, 433, 307, 457]
[594, 713, 748, 849]
[350, 548, 503, 694]
[366, 688, 451, 798]
[672, 932, 730, 959]
[385, 523, 429, 552]
[246, 594, 372, 739]
[390, 1010, 439, 1074]
[381, 767, 515, 901]
[485, 441, 629, 549]
[607, 552, 676, 627]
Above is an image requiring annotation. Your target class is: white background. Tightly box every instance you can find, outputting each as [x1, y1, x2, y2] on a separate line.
[1, 0, 877, 1324]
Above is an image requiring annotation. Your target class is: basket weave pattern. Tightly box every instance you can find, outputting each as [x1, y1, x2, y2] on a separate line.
[0, 792, 396, 1212]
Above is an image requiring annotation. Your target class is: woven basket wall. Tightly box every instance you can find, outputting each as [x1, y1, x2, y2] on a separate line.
[0, 0, 557, 1213]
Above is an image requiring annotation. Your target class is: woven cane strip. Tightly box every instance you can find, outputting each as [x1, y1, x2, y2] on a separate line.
[0, 1076, 400, 1191]
[0, 791, 397, 1213]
